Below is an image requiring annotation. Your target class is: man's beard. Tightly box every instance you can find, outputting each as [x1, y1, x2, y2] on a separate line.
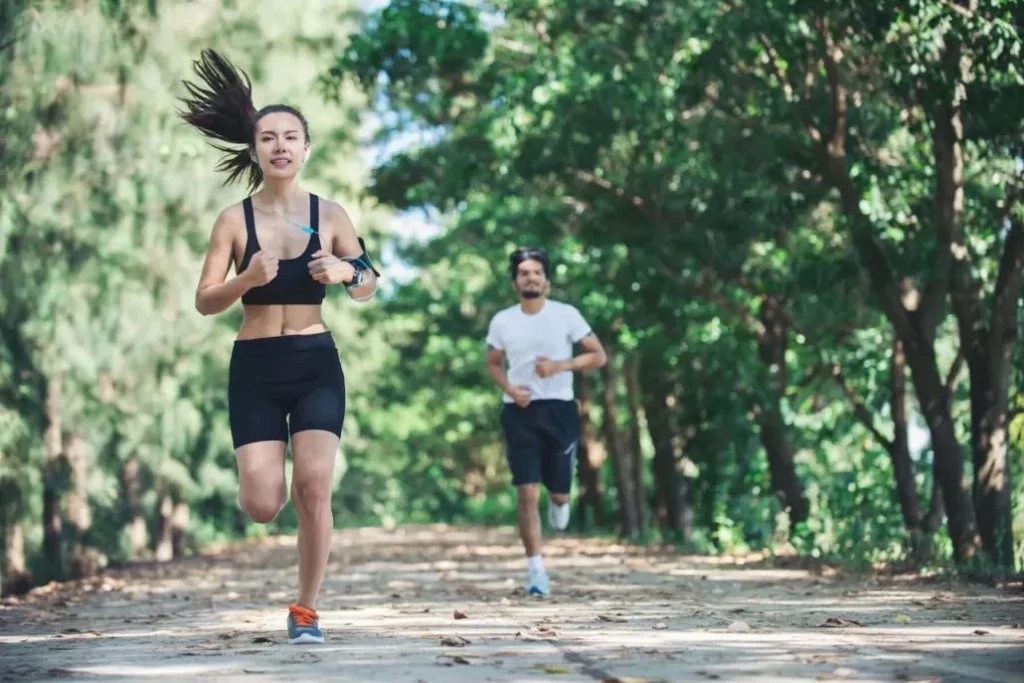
[520, 289, 543, 299]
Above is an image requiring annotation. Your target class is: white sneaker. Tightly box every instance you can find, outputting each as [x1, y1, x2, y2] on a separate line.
[547, 501, 570, 531]
[527, 566, 550, 597]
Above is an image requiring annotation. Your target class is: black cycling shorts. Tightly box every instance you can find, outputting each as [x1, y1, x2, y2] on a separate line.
[228, 332, 345, 449]
[500, 399, 580, 494]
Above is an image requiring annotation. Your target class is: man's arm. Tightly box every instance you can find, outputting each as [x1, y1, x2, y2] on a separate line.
[485, 346, 513, 393]
[536, 333, 607, 378]
[562, 334, 607, 371]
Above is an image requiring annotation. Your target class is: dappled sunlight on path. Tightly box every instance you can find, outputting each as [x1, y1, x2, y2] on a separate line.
[1, 525, 1022, 682]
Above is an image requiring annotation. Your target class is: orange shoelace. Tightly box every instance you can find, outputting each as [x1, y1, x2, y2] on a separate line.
[288, 603, 319, 628]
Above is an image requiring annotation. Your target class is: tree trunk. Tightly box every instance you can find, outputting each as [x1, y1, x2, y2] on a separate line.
[1, 480, 32, 596]
[171, 502, 189, 559]
[825, 152, 981, 561]
[65, 433, 100, 578]
[810, 24, 981, 561]
[904, 330, 980, 560]
[41, 375, 64, 579]
[888, 338, 922, 541]
[957, 205, 1022, 568]
[967, 361, 1015, 567]
[574, 374, 605, 530]
[120, 458, 149, 558]
[932, 28, 1019, 566]
[623, 355, 648, 535]
[600, 349, 640, 537]
[154, 494, 174, 562]
[754, 295, 809, 528]
[639, 366, 691, 542]
[924, 475, 945, 534]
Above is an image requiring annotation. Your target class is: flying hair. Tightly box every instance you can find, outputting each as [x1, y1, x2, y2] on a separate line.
[177, 49, 310, 193]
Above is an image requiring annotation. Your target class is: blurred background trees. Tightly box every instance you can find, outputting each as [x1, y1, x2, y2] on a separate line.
[2, 0, 1022, 595]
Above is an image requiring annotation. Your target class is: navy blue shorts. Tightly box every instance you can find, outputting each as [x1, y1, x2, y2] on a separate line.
[500, 400, 579, 494]
[227, 332, 345, 448]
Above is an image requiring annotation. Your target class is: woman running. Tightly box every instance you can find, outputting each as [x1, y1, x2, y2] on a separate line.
[178, 49, 379, 645]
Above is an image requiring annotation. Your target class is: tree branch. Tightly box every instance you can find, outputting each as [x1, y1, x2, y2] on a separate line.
[653, 260, 768, 339]
[988, 189, 1024, 353]
[814, 14, 846, 155]
[809, 18, 917, 346]
[944, 344, 966, 393]
[829, 363, 895, 452]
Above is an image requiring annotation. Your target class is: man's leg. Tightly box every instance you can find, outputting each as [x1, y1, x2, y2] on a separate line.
[502, 404, 550, 595]
[516, 482, 542, 557]
[542, 400, 580, 531]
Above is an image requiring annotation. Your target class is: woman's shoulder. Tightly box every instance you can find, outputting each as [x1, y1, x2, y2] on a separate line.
[207, 200, 247, 240]
[313, 194, 356, 232]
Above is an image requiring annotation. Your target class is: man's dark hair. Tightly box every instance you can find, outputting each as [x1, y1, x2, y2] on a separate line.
[509, 246, 551, 280]
[177, 49, 311, 192]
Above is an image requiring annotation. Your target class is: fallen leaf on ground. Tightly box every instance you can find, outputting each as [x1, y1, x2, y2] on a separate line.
[251, 636, 273, 644]
[597, 614, 628, 623]
[894, 614, 912, 624]
[973, 629, 989, 635]
[802, 654, 846, 665]
[453, 609, 468, 620]
[440, 635, 470, 647]
[532, 664, 574, 674]
[436, 654, 477, 665]
[818, 617, 865, 628]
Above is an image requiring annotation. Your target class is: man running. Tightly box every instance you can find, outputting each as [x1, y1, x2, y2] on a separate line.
[485, 246, 607, 596]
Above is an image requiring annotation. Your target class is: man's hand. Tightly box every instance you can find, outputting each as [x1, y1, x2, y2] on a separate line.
[534, 355, 567, 378]
[308, 250, 356, 284]
[508, 385, 532, 407]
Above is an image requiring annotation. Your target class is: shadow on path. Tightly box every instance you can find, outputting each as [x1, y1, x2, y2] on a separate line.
[1, 525, 1021, 682]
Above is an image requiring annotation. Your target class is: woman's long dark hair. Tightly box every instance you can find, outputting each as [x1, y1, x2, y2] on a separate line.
[177, 49, 310, 192]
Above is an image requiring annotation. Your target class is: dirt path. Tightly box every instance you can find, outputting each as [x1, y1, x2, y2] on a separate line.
[1, 525, 1022, 682]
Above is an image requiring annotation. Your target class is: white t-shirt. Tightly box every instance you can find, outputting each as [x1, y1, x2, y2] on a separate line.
[486, 299, 593, 403]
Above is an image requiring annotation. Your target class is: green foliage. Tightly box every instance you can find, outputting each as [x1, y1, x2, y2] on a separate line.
[2, 1, 1023, 591]
[322, 0, 1023, 569]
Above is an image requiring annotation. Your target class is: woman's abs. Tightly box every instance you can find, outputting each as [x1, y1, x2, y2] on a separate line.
[237, 304, 327, 339]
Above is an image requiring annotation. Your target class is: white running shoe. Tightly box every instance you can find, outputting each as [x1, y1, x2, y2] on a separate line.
[527, 566, 550, 597]
[547, 501, 570, 531]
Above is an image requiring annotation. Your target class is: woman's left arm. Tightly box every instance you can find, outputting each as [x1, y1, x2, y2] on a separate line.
[309, 200, 379, 301]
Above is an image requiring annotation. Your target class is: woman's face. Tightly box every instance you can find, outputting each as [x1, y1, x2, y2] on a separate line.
[253, 112, 309, 181]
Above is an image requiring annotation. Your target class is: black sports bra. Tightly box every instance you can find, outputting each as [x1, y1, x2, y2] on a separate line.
[238, 194, 326, 306]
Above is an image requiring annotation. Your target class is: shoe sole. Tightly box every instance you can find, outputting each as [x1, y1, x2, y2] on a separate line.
[288, 633, 325, 644]
[527, 587, 550, 597]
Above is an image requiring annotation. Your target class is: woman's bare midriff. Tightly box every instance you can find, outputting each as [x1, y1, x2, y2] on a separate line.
[236, 304, 328, 340]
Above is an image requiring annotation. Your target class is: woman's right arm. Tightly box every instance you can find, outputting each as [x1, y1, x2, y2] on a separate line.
[194, 208, 253, 316]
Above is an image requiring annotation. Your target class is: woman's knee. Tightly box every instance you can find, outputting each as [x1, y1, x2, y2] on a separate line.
[234, 441, 287, 523]
[291, 476, 332, 519]
[239, 489, 286, 523]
